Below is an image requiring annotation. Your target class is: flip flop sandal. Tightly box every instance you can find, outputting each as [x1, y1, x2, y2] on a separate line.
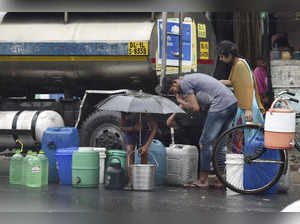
[183, 183, 199, 188]
[195, 184, 209, 190]
[188, 182, 209, 189]
[211, 184, 225, 190]
[123, 184, 133, 191]
[212, 180, 224, 190]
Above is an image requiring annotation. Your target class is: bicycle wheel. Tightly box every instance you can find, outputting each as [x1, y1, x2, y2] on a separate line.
[212, 123, 286, 194]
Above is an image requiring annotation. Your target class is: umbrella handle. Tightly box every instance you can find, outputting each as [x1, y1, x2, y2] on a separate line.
[139, 113, 142, 147]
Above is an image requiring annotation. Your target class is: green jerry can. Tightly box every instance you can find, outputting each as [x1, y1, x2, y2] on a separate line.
[23, 150, 33, 185]
[38, 150, 49, 186]
[72, 148, 99, 188]
[24, 152, 42, 188]
[9, 150, 24, 185]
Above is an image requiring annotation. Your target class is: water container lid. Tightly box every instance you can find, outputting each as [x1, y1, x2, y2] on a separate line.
[78, 147, 94, 152]
[107, 149, 127, 156]
[27, 150, 33, 155]
[149, 139, 165, 151]
[56, 147, 77, 155]
[15, 150, 21, 154]
[152, 139, 162, 145]
[39, 150, 45, 154]
[93, 147, 106, 152]
[47, 127, 73, 131]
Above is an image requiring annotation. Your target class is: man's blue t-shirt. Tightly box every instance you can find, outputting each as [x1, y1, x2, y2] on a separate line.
[180, 73, 237, 112]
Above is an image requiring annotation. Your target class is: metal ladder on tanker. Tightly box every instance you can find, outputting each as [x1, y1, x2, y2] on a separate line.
[159, 12, 184, 94]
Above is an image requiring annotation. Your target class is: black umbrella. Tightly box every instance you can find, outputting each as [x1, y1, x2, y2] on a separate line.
[97, 90, 185, 114]
[97, 90, 185, 147]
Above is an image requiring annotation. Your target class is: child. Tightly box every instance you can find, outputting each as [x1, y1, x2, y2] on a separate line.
[120, 112, 157, 190]
[253, 58, 269, 107]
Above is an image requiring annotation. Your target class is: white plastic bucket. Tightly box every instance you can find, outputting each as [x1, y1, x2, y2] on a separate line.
[264, 98, 296, 149]
[94, 147, 106, 184]
[225, 154, 244, 195]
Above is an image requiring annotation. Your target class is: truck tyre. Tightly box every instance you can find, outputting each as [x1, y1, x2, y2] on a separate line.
[79, 110, 126, 150]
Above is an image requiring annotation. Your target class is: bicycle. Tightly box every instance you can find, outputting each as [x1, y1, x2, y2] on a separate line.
[212, 90, 300, 194]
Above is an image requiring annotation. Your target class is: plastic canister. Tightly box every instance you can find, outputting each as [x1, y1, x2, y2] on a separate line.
[105, 161, 126, 190]
[225, 154, 244, 194]
[42, 127, 79, 183]
[105, 150, 127, 174]
[38, 150, 49, 186]
[93, 148, 106, 184]
[56, 148, 77, 185]
[25, 152, 42, 188]
[244, 136, 279, 194]
[166, 144, 198, 186]
[72, 147, 99, 188]
[23, 150, 33, 186]
[9, 150, 24, 185]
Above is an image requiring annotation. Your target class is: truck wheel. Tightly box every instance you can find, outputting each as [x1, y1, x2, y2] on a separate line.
[79, 111, 126, 150]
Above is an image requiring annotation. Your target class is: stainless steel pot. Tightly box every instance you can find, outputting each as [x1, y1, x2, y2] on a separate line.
[129, 151, 158, 191]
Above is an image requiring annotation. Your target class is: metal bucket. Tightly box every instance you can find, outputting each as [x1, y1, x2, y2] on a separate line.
[129, 151, 158, 191]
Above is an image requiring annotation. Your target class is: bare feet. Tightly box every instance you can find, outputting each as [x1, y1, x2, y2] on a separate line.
[124, 182, 133, 191]
[195, 180, 209, 188]
[199, 172, 209, 188]
[184, 180, 209, 189]
[213, 179, 224, 189]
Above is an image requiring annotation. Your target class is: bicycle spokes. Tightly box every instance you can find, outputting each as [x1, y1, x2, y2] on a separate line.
[213, 124, 286, 194]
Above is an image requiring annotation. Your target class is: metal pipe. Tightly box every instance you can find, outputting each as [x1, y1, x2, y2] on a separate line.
[151, 12, 155, 22]
[178, 11, 183, 78]
[160, 12, 168, 92]
[64, 12, 68, 24]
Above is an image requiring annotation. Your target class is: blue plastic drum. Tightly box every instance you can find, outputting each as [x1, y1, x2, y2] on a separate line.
[56, 148, 77, 185]
[244, 136, 279, 194]
[42, 127, 79, 183]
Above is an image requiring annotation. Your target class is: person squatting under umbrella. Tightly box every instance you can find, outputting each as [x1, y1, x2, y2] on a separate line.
[120, 112, 158, 191]
[169, 73, 237, 189]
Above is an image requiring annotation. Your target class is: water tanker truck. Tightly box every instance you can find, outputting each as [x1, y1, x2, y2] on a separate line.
[0, 12, 217, 151]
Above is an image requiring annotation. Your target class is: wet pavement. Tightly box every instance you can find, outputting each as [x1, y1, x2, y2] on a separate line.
[1, 159, 300, 213]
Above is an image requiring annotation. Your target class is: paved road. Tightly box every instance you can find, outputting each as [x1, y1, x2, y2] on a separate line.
[1, 159, 300, 213]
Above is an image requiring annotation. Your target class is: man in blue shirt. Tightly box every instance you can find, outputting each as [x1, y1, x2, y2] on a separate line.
[170, 73, 237, 189]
